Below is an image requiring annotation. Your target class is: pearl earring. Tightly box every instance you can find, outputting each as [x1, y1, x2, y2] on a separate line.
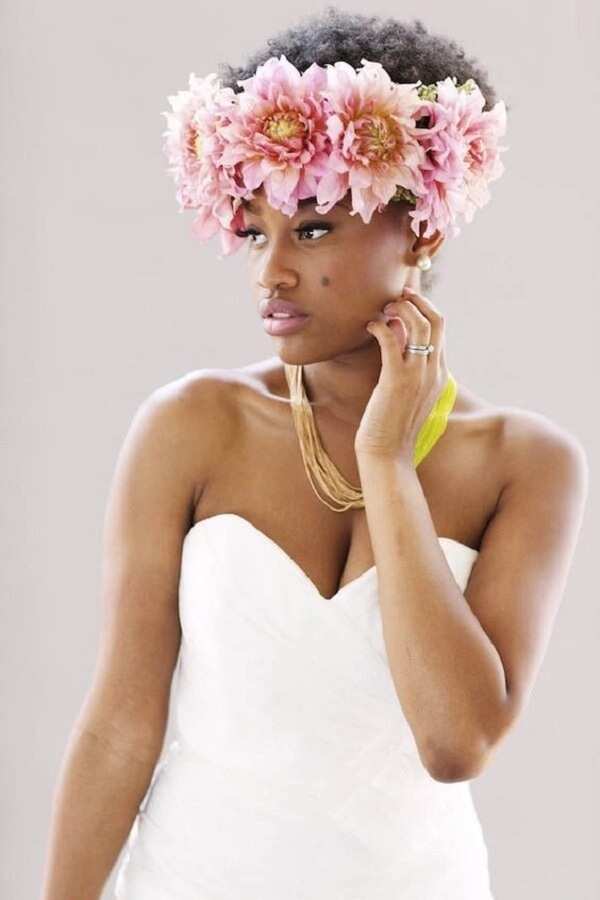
[416, 254, 432, 272]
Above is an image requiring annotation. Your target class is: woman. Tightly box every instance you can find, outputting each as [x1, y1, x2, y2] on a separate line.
[41, 9, 588, 900]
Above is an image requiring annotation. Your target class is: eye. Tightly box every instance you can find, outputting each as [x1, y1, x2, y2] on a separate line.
[233, 223, 331, 247]
[233, 227, 266, 246]
[296, 222, 331, 241]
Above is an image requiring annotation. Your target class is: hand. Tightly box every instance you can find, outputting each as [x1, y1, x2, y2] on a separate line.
[354, 286, 450, 465]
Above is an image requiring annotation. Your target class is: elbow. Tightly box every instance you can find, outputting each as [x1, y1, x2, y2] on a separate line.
[426, 752, 487, 783]
[425, 694, 518, 783]
[423, 735, 494, 784]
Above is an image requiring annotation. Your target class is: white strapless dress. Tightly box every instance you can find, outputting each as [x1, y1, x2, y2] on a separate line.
[114, 512, 494, 899]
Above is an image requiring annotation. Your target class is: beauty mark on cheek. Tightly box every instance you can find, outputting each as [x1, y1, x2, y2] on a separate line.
[321, 276, 330, 286]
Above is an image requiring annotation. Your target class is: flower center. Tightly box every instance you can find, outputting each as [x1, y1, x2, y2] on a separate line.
[263, 111, 305, 142]
[358, 115, 398, 161]
[185, 124, 203, 160]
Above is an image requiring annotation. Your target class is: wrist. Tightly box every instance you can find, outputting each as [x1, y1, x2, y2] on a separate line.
[356, 447, 416, 474]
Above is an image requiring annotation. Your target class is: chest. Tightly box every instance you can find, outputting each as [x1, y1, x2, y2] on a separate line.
[193, 384, 504, 601]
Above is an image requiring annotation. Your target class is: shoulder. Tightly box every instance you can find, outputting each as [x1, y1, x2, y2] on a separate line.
[498, 406, 588, 487]
[487, 405, 589, 543]
[446, 384, 588, 544]
[134, 367, 246, 491]
[146, 366, 244, 430]
[141, 360, 284, 449]
[454, 380, 587, 481]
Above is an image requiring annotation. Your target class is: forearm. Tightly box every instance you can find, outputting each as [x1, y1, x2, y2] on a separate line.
[40, 723, 160, 900]
[357, 452, 508, 775]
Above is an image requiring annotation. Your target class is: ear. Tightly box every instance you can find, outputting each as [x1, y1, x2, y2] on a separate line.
[409, 222, 446, 264]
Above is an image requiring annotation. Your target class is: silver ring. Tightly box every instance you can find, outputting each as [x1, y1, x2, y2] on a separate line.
[405, 343, 435, 355]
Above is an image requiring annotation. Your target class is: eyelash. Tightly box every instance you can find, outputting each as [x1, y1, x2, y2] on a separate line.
[234, 222, 332, 245]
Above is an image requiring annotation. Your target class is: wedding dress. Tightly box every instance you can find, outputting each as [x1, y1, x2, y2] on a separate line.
[114, 511, 494, 899]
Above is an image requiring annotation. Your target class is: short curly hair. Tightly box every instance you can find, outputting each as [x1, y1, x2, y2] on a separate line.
[217, 7, 508, 295]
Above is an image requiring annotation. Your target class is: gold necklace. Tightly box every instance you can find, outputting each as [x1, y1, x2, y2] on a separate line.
[283, 363, 458, 512]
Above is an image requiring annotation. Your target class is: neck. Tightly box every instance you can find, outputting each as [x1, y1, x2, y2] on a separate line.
[297, 344, 383, 427]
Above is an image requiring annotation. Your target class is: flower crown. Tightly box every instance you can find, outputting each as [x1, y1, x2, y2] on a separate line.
[161, 55, 508, 257]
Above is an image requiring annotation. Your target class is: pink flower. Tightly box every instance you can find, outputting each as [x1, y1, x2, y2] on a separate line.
[409, 77, 509, 238]
[314, 58, 428, 223]
[161, 59, 508, 254]
[217, 55, 331, 217]
[161, 72, 248, 254]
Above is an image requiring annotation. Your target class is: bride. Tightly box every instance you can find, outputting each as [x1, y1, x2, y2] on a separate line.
[40, 9, 588, 899]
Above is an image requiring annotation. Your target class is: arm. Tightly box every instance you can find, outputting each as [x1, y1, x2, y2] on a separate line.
[40, 727, 165, 900]
[40, 371, 231, 900]
[356, 413, 588, 783]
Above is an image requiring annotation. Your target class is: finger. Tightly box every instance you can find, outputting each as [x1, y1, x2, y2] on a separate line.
[383, 298, 431, 345]
[384, 299, 429, 332]
[384, 297, 431, 330]
[394, 300, 432, 372]
[401, 288, 445, 371]
[402, 287, 443, 319]
[379, 299, 431, 374]
[365, 317, 408, 375]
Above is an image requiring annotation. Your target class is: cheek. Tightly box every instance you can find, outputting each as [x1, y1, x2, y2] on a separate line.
[319, 268, 373, 307]
[359, 251, 403, 298]
[316, 245, 397, 307]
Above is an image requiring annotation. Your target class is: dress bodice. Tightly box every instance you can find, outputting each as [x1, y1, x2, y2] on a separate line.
[114, 512, 494, 899]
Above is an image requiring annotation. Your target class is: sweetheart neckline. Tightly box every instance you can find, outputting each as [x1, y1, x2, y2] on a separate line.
[183, 512, 479, 604]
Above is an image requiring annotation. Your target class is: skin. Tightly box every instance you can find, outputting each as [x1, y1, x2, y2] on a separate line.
[196, 186, 503, 581]
[237, 185, 445, 425]
[211, 184, 507, 578]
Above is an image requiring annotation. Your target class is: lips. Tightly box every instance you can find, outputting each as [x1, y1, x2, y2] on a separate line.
[260, 298, 308, 318]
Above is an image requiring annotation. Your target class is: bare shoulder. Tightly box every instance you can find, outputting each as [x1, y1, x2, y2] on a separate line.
[153, 365, 243, 420]
[451, 379, 588, 478]
[469, 399, 589, 586]
[153, 366, 244, 481]
[496, 404, 588, 486]
[159, 359, 280, 447]
[424, 379, 589, 551]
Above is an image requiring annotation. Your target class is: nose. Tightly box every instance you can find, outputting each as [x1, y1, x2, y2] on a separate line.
[256, 236, 298, 296]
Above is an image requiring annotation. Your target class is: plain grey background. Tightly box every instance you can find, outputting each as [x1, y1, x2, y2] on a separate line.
[3, 1, 598, 898]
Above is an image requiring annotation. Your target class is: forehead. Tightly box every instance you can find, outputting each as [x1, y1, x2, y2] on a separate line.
[241, 195, 351, 214]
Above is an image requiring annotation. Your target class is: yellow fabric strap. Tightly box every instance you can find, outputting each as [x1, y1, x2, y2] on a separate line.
[413, 371, 457, 467]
